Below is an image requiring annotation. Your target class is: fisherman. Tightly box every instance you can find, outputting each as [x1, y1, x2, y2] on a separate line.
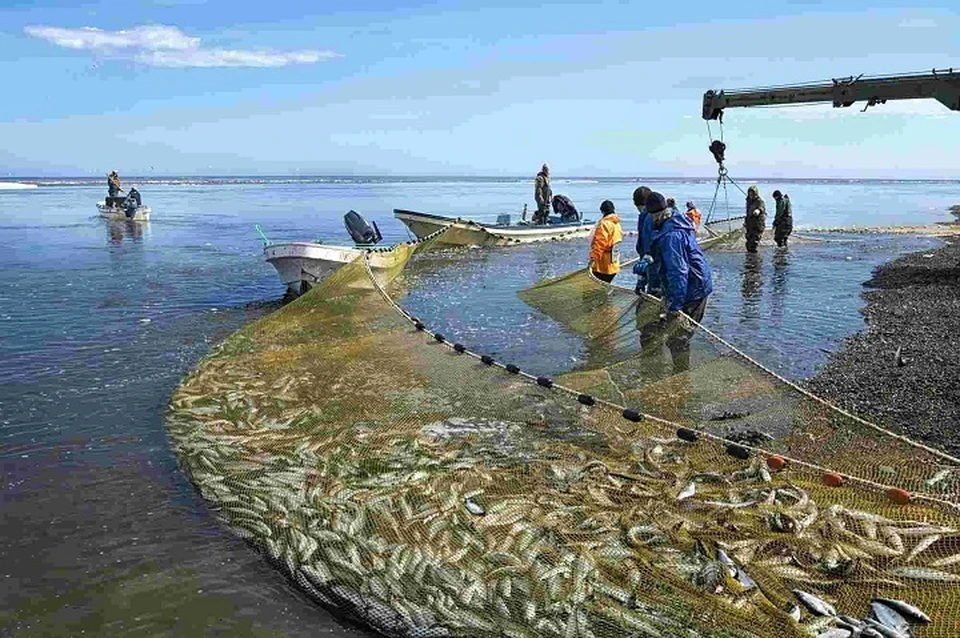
[533, 163, 553, 225]
[123, 187, 142, 218]
[646, 191, 713, 369]
[552, 194, 580, 223]
[588, 200, 623, 283]
[744, 185, 767, 254]
[685, 201, 702, 230]
[632, 186, 661, 297]
[772, 190, 793, 247]
[107, 171, 122, 198]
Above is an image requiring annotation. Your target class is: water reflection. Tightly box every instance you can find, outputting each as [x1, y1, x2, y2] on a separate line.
[771, 249, 789, 319]
[740, 253, 764, 323]
[106, 219, 150, 244]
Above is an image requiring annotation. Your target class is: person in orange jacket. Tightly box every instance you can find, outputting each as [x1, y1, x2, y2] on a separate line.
[685, 201, 702, 230]
[589, 199, 623, 282]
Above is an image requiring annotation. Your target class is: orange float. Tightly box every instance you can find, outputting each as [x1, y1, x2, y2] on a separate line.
[887, 488, 911, 505]
[766, 455, 786, 471]
[821, 472, 844, 487]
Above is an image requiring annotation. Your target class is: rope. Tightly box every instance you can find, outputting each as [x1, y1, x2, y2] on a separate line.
[360, 240, 960, 513]
[599, 273, 960, 470]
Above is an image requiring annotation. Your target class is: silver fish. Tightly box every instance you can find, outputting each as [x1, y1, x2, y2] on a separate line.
[816, 630, 851, 638]
[872, 598, 931, 624]
[793, 589, 836, 617]
[677, 481, 696, 501]
[863, 618, 909, 638]
[869, 601, 909, 633]
[464, 498, 485, 516]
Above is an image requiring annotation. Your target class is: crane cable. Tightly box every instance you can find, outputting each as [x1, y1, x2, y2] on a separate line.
[704, 115, 749, 227]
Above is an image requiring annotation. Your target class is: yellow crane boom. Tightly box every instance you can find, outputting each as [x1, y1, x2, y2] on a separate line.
[703, 68, 960, 120]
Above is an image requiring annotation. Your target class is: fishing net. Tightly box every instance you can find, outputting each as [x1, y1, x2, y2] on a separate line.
[168, 229, 960, 638]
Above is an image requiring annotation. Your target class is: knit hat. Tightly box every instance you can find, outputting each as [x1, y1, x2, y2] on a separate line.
[645, 192, 668, 214]
[686, 201, 696, 210]
[633, 186, 652, 207]
[772, 190, 782, 199]
[600, 200, 616, 215]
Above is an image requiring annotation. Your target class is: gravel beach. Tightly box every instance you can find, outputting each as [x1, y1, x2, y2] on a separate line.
[807, 231, 960, 455]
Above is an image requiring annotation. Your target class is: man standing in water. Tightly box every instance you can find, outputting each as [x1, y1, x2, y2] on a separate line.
[645, 191, 713, 370]
[632, 186, 661, 297]
[744, 185, 767, 254]
[533, 163, 552, 225]
[589, 200, 623, 282]
[772, 190, 793, 247]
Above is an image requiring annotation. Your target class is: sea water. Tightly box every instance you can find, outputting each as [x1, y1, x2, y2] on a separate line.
[0, 177, 955, 636]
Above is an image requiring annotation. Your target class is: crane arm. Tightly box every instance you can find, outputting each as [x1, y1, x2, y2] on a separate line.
[703, 68, 960, 120]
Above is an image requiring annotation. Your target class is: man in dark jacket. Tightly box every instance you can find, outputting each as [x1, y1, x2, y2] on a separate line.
[744, 185, 766, 254]
[772, 190, 793, 247]
[533, 164, 552, 225]
[632, 186, 661, 297]
[552, 194, 579, 222]
[645, 191, 714, 371]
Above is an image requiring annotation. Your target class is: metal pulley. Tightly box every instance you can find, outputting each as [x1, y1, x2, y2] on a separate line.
[709, 140, 727, 166]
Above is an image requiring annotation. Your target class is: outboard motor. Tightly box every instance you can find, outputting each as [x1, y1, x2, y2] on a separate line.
[552, 194, 580, 223]
[344, 210, 383, 246]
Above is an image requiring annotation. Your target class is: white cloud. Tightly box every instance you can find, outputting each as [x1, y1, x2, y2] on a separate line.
[24, 25, 198, 51]
[24, 24, 338, 68]
[137, 48, 339, 68]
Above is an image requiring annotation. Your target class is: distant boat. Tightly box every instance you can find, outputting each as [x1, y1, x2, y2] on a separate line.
[394, 209, 595, 247]
[97, 200, 151, 222]
[0, 182, 38, 190]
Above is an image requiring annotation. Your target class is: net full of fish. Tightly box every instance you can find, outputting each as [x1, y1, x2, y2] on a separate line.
[166, 239, 960, 638]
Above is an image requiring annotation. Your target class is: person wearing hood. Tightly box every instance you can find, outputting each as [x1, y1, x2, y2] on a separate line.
[685, 201, 702, 230]
[533, 164, 553, 225]
[632, 186, 661, 297]
[646, 191, 713, 368]
[772, 190, 793, 247]
[589, 200, 623, 283]
[744, 185, 766, 253]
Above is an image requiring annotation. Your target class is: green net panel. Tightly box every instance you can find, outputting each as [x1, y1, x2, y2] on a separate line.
[167, 231, 960, 638]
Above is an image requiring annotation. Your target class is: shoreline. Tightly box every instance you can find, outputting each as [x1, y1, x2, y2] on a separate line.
[802, 222, 960, 236]
[806, 232, 960, 455]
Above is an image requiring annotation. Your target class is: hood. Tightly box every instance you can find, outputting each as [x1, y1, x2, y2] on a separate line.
[602, 214, 621, 224]
[653, 208, 695, 237]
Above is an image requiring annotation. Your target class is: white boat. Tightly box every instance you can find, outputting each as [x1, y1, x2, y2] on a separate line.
[264, 242, 414, 297]
[394, 209, 595, 247]
[97, 201, 151, 221]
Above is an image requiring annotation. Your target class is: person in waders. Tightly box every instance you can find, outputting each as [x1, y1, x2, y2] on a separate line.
[772, 190, 793, 247]
[533, 163, 552, 225]
[646, 191, 713, 372]
[632, 186, 661, 297]
[744, 185, 767, 254]
[589, 200, 623, 283]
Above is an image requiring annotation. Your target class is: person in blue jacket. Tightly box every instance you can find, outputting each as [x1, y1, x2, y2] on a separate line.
[645, 191, 714, 369]
[632, 186, 661, 297]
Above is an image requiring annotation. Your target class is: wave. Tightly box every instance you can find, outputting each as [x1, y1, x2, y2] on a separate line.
[0, 182, 39, 190]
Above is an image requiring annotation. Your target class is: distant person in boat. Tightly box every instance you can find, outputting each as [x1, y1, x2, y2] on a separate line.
[632, 186, 661, 297]
[646, 191, 713, 370]
[744, 185, 767, 254]
[772, 190, 793, 247]
[552, 194, 580, 223]
[589, 200, 623, 283]
[123, 187, 141, 218]
[685, 201, 702, 230]
[533, 163, 552, 225]
[107, 171, 122, 198]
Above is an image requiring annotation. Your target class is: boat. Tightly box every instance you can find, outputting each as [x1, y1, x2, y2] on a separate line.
[394, 209, 595, 247]
[97, 192, 150, 221]
[263, 210, 411, 297]
[97, 201, 151, 221]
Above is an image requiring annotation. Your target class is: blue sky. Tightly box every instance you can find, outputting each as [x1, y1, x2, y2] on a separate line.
[0, 0, 958, 177]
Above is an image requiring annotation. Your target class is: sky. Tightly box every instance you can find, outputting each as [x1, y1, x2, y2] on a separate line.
[0, 0, 958, 177]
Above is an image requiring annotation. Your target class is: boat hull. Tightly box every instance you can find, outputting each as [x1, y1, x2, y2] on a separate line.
[264, 242, 405, 297]
[394, 209, 594, 246]
[97, 203, 151, 222]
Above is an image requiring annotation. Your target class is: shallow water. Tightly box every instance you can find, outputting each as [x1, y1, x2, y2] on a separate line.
[0, 177, 955, 636]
